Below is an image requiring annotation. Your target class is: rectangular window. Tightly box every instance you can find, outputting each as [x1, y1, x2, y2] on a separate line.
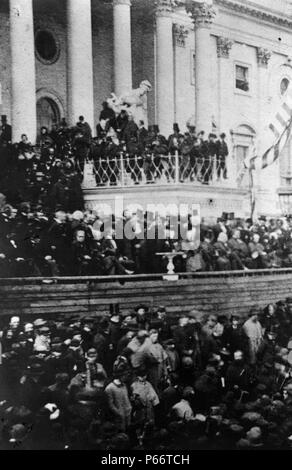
[235, 65, 249, 92]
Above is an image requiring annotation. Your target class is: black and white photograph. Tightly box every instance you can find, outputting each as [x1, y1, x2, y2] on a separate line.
[0, 0, 292, 455]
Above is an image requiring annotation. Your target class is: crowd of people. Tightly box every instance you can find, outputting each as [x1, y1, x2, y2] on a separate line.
[0, 108, 232, 278]
[1, 299, 292, 450]
[0, 105, 229, 211]
[1, 198, 292, 277]
[94, 103, 229, 185]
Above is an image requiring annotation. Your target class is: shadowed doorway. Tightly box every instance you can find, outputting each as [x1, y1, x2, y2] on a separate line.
[36, 96, 60, 135]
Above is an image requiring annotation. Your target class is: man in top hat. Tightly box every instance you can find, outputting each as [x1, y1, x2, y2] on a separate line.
[137, 120, 148, 148]
[167, 123, 184, 155]
[201, 133, 217, 184]
[216, 132, 229, 180]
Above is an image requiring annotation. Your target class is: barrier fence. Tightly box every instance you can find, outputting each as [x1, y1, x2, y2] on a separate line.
[1, 268, 292, 320]
[89, 152, 228, 188]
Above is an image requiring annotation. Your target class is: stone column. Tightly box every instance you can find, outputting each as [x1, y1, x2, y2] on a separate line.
[155, 0, 176, 136]
[67, 0, 94, 130]
[186, 0, 216, 134]
[256, 47, 273, 202]
[216, 36, 234, 183]
[113, 0, 132, 96]
[256, 47, 272, 137]
[216, 36, 233, 130]
[10, 0, 37, 143]
[173, 23, 189, 126]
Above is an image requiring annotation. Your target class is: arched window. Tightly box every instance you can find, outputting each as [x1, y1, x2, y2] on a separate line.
[37, 97, 60, 135]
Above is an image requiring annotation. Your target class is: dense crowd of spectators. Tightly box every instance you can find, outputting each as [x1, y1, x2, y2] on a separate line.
[0, 110, 291, 278]
[1, 200, 292, 277]
[0, 105, 229, 211]
[1, 299, 292, 450]
[94, 103, 229, 185]
[0, 115, 85, 212]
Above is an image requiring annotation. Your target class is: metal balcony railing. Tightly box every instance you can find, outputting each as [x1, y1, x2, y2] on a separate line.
[83, 152, 230, 189]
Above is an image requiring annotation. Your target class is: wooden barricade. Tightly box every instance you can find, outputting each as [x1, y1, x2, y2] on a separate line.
[0, 268, 291, 321]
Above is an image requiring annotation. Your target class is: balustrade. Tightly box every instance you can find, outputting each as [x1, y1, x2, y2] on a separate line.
[83, 152, 233, 188]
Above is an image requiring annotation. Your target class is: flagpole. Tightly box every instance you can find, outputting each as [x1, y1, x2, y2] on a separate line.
[249, 167, 256, 222]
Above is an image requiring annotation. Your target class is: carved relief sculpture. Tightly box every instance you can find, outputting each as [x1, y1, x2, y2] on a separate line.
[216, 36, 233, 58]
[173, 23, 189, 47]
[257, 47, 272, 67]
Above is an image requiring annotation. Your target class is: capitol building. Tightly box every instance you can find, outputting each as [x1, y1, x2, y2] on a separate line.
[2, 0, 292, 218]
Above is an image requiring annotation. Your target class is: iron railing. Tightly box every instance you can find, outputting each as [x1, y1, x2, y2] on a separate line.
[83, 152, 229, 188]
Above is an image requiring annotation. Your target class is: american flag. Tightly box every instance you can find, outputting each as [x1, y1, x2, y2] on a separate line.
[236, 86, 292, 219]
[244, 86, 292, 171]
[261, 90, 292, 169]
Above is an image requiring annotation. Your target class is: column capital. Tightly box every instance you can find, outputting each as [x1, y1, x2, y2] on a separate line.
[256, 47, 272, 67]
[112, 0, 131, 6]
[173, 23, 189, 47]
[155, 0, 177, 16]
[216, 36, 233, 58]
[186, 1, 216, 27]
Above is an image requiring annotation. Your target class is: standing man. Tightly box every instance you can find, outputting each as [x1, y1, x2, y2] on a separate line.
[137, 120, 148, 148]
[76, 115, 92, 142]
[0, 115, 12, 172]
[243, 307, 263, 364]
[216, 133, 229, 180]
[0, 115, 12, 145]
[201, 133, 217, 184]
[105, 371, 132, 432]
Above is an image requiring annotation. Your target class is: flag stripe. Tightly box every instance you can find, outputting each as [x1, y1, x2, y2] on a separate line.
[285, 89, 292, 106]
[269, 123, 281, 138]
[262, 116, 292, 169]
[282, 102, 292, 118]
[242, 84, 292, 174]
[250, 156, 257, 170]
[276, 112, 288, 128]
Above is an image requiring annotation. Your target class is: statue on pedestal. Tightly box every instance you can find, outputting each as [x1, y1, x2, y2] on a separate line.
[107, 80, 152, 125]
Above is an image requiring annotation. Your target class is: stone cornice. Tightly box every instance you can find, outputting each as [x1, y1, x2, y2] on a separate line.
[215, 0, 292, 29]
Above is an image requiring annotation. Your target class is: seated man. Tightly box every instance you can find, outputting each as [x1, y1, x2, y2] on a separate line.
[248, 233, 269, 269]
[227, 229, 250, 270]
[70, 229, 93, 276]
[101, 228, 135, 275]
